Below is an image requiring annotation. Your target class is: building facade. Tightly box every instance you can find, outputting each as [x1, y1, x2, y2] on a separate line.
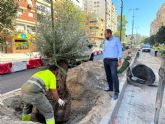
[105, 0, 117, 32]
[16, 0, 37, 34]
[83, 0, 117, 44]
[7, 0, 37, 53]
[87, 15, 104, 45]
[150, 2, 165, 35]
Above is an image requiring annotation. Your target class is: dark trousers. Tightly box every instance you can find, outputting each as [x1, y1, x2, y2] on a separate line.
[155, 51, 158, 57]
[103, 58, 119, 93]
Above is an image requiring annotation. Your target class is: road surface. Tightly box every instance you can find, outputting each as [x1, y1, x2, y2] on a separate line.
[0, 68, 44, 94]
[115, 52, 165, 124]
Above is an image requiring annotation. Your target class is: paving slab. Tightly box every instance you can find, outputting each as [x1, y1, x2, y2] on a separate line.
[115, 52, 165, 124]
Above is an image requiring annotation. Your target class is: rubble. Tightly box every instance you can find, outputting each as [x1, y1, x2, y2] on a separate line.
[66, 60, 122, 124]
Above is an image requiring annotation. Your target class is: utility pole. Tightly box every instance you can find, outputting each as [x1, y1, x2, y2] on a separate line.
[51, 0, 55, 29]
[105, 0, 107, 30]
[120, 0, 123, 41]
[129, 8, 139, 47]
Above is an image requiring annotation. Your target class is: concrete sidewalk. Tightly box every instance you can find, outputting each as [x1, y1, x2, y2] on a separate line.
[115, 52, 164, 124]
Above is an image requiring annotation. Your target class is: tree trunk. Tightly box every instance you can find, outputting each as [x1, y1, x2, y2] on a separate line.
[35, 61, 71, 123]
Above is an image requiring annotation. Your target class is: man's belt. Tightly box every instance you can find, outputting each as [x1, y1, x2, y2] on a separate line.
[104, 58, 118, 61]
[27, 76, 46, 92]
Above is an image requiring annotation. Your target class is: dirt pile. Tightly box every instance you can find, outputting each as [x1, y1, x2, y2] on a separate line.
[66, 61, 113, 124]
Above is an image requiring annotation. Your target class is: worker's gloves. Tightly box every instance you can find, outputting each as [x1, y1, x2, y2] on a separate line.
[58, 98, 65, 107]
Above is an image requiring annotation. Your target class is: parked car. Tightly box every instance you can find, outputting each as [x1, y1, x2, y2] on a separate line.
[142, 44, 151, 52]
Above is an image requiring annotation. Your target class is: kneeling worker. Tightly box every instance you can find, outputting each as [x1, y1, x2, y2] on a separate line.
[21, 65, 65, 124]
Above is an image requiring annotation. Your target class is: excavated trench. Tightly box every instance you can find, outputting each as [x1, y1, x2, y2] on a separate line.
[2, 89, 71, 124]
[1, 61, 109, 124]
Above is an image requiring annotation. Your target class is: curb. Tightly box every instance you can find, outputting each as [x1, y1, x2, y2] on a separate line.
[99, 50, 139, 124]
[0, 88, 21, 101]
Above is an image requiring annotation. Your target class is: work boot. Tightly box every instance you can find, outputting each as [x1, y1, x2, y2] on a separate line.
[21, 114, 31, 121]
[104, 87, 113, 92]
[46, 118, 55, 124]
[113, 93, 119, 100]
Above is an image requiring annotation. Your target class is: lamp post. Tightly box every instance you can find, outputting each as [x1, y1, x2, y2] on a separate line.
[129, 8, 139, 47]
[120, 0, 123, 41]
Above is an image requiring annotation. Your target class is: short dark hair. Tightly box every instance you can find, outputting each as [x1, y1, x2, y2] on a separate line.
[106, 29, 112, 34]
[48, 64, 58, 71]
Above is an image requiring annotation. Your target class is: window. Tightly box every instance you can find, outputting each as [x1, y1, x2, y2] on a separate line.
[15, 24, 25, 32]
[90, 20, 97, 23]
[36, 3, 51, 14]
[28, 12, 34, 17]
[17, 9, 23, 17]
[27, 26, 36, 33]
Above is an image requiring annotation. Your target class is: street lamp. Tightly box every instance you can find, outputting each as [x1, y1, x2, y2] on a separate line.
[129, 8, 139, 47]
[120, 0, 123, 41]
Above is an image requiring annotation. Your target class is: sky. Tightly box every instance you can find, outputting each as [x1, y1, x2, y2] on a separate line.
[113, 0, 165, 36]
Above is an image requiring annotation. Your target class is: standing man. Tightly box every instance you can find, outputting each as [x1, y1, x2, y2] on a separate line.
[21, 65, 65, 124]
[154, 45, 159, 57]
[103, 29, 123, 100]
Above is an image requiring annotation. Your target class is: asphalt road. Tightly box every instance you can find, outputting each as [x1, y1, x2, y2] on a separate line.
[0, 67, 44, 94]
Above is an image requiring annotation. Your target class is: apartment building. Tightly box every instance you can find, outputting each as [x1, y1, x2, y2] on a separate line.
[5, 0, 37, 53]
[150, 2, 165, 35]
[36, 0, 51, 23]
[16, 0, 36, 34]
[83, 0, 117, 44]
[87, 15, 104, 44]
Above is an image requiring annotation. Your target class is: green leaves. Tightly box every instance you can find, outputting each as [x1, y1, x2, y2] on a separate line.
[0, 0, 18, 31]
[36, 0, 87, 66]
[156, 26, 165, 44]
[114, 16, 128, 42]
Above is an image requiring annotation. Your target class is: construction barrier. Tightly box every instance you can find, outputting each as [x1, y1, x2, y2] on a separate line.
[0, 63, 12, 75]
[27, 58, 42, 69]
[11, 61, 27, 72]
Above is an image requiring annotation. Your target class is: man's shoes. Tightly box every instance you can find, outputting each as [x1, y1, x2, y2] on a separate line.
[104, 89, 113, 92]
[104, 88, 113, 92]
[113, 93, 119, 100]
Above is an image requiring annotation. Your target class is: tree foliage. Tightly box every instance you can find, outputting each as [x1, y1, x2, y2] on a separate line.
[145, 26, 165, 45]
[156, 26, 165, 44]
[36, 0, 88, 67]
[143, 35, 156, 45]
[114, 16, 128, 42]
[0, 0, 18, 32]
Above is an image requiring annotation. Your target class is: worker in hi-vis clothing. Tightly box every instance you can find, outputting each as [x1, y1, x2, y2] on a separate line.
[21, 65, 65, 124]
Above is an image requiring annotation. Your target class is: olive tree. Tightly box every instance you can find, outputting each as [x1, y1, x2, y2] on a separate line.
[0, 0, 18, 52]
[36, 0, 87, 68]
[35, 1, 88, 122]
